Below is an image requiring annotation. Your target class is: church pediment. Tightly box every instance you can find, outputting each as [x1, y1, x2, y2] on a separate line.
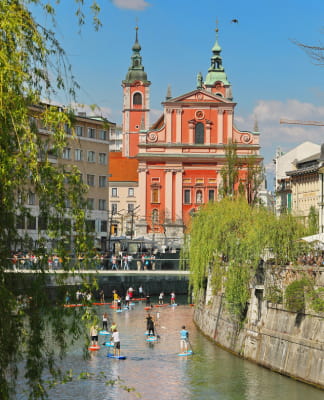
[163, 89, 232, 105]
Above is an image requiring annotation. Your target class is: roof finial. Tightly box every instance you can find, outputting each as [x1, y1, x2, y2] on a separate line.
[216, 18, 219, 34]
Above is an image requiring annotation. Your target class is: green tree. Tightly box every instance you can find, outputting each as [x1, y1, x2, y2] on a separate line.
[219, 141, 239, 198]
[219, 141, 264, 205]
[0, 1, 105, 399]
[184, 197, 308, 318]
[307, 205, 319, 235]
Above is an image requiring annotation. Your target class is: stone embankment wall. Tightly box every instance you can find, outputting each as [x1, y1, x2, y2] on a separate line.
[194, 265, 324, 389]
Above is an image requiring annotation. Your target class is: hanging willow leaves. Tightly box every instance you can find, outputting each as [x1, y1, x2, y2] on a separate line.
[0, 1, 107, 399]
[184, 197, 308, 318]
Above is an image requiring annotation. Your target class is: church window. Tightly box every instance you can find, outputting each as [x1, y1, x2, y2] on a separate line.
[195, 122, 204, 144]
[196, 190, 203, 204]
[208, 190, 215, 202]
[152, 188, 159, 204]
[152, 209, 159, 226]
[184, 190, 191, 204]
[133, 93, 142, 105]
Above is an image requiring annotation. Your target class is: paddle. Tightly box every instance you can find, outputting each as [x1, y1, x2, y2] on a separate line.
[187, 337, 194, 354]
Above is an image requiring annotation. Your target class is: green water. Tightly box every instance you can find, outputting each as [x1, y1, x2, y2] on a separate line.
[18, 300, 323, 399]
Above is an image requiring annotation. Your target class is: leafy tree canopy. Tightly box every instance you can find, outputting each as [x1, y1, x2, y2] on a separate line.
[0, 1, 106, 399]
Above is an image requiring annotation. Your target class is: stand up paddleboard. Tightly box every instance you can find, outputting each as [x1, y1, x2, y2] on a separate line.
[99, 330, 111, 335]
[116, 309, 123, 313]
[88, 344, 100, 351]
[107, 354, 126, 360]
[146, 336, 158, 342]
[104, 342, 114, 347]
[178, 350, 193, 356]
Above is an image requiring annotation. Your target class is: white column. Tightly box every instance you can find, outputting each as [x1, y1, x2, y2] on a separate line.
[176, 109, 182, 143]
[138, 166, 147, 221]
[165, 169, 173, 221]
[166, 108, 172, 143]
[175, 169, 183, 221]
[227, 109, 233, 142]
[218, 109, 223, 144]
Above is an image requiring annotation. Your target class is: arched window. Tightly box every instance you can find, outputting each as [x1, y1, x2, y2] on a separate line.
[152, 209, 159, 227]
[133, 93, 142, 105]
[195, 122, 204, 144]
[196, 190, 203, 204]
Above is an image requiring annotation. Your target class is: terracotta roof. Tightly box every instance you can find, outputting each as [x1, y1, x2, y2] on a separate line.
[109, 152, 138, 182]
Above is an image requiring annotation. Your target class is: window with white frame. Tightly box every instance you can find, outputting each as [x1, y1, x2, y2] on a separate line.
[75, 126, 83, 137]
[87, 198, 94, 210]
[64, 123, 71, 135]
[151, 188, 159, 204]
[128, 203, 134, 213]
[128, 187, 134, 197]
[28, 191, 36, 205]
[208, 189, 215, 201]
[87, 127, 96, 138]
[62, 147, 71, 160]
[87, 174, 95, 186]
[87, 151, 95, 163]
[99, 153, 107, 164]
[75, 149, 83, 161]
[101, 220, 107, 232]
[111, 203, 118, 214]
[111, 187, 118, 197]
[99, 176, 107, 187]
[98, 199, 106, 210]
[99, 130, 107, 140]
[184, 189, 191, 204]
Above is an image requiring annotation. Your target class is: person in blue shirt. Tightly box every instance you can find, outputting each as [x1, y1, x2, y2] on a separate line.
[180, 325, 189, 352]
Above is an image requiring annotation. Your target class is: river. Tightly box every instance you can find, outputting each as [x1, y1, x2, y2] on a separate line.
[18, 297, 323, 399]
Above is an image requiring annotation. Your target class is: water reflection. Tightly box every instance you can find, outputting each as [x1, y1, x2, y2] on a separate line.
[17, 298, 323, 400]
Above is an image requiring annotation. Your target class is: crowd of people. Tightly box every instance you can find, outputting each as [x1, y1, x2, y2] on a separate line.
[89, 289, 189, 357]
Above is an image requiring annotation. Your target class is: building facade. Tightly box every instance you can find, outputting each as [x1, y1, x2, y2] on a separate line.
[121, 26, 262, 245]
[19, 105, 114, 251]
[274, 141, 321, 218]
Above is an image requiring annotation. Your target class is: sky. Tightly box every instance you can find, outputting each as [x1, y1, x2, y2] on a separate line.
[30, 0, 324, 190]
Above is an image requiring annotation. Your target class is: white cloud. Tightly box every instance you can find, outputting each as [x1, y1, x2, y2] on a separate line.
[72, 103, 113, 119]
[235, 99, 324, 190]
[112, 0, 151, 10]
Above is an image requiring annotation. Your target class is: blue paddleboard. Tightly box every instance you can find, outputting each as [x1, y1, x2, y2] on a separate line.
[178, 350, 193, 356]
[146, 336, 158, 342]
[170, 304, 178, 307]
[104, 342, 114, 347]
[107, 353, 126, 360]
[116, 309, 123, 313]
[99, 330, 111, 335]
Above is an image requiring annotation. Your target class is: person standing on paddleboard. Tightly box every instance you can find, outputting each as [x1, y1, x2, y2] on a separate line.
[110, 321, 117, 333]
[111, 328, 120, 357]
[102, 312, 109, 330]
[158, 291, 164, 304]
[146, 313, 155, 336]
[90, 324, 99, 346]
[170, 291, 176, 305]
[180, 326, 189, 353]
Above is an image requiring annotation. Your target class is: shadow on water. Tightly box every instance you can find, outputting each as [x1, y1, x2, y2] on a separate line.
[17, 296, 323, 400]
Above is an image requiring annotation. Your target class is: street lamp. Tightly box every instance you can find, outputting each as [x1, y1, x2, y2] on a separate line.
[130, 205, 140, 240]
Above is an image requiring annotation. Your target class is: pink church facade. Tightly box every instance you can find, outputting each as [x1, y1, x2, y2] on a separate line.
[121, 26, 262, 244]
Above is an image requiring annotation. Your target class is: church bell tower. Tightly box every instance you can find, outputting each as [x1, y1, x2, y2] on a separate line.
[122, 26, 151, 157]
